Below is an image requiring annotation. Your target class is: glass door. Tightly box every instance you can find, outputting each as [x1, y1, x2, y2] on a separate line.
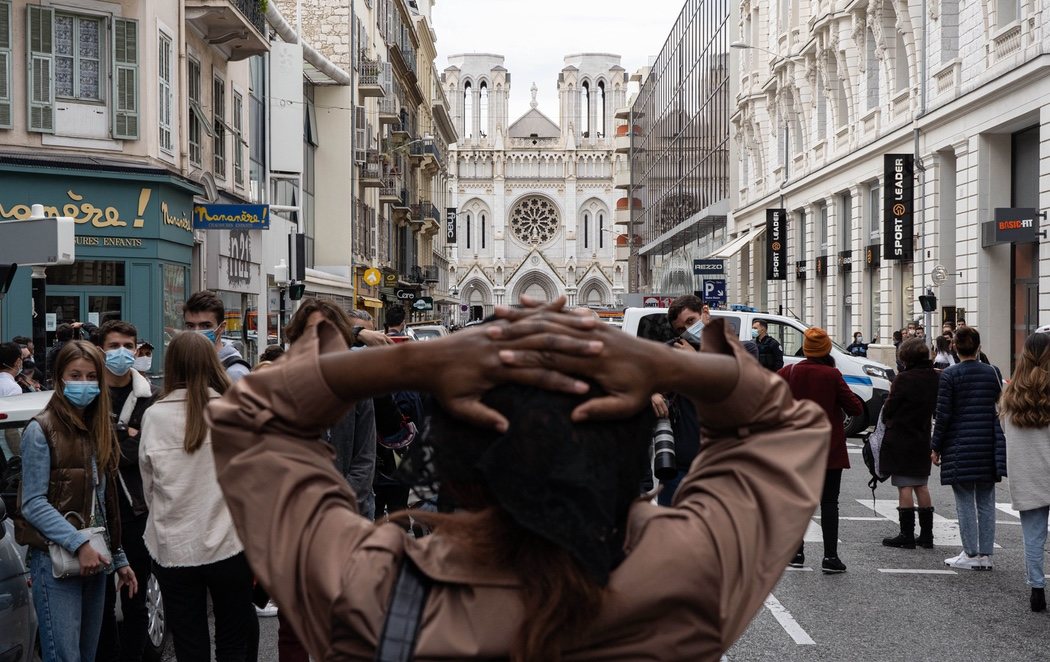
[44, 292, 124, 347]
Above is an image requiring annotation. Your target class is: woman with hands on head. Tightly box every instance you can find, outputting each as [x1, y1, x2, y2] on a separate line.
[207, 297, 832, 661]
[15, 341, 137, 662]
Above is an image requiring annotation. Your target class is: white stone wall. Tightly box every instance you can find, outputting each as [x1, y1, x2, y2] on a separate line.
[731, 0, 1050, 361]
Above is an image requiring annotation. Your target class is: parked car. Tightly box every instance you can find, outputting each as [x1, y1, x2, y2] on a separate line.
[0, 390, 169, 661]
[408, 325, 450, 341]
[621, 308, 893, 436]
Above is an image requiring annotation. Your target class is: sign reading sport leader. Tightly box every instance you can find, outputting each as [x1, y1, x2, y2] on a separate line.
[883, 154, 914, 260]
[765, 208, 787, 280]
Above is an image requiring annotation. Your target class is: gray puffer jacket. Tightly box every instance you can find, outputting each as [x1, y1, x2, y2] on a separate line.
[931, 360, 1007, 485]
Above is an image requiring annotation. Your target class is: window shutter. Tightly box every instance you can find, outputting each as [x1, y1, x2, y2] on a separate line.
[354, 106, 366, 163]
[0, 1, 11, 128]
[112, 18, 139, 139]
[26, 5, 54, 133]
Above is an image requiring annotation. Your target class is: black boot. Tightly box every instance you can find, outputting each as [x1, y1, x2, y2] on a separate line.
[916, 507, 935, 549]
[882, 507, 916, 549]
[1032, 588, 1046, 612]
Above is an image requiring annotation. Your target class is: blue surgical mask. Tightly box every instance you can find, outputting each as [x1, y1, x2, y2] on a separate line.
[196, 329, 218, 343]
[751, 328, 760, 340]
[104, 347, 136, 376]
[64, 381, 101, 408]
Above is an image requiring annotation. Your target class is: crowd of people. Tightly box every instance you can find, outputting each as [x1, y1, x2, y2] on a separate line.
[1, 290, 1049, 659]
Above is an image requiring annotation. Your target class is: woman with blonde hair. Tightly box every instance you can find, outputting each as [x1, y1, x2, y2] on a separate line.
[1000, 331, 1050, 611]
[16, 340, 137, 661]
[139, 331, 258, 660]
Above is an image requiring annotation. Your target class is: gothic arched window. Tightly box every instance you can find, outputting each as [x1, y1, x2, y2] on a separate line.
[583, 211, 591, 249]
[479, 81, 489, 138]
[581, 81, 590, 138]
[463, 81, 474, 138]
[598, 81, 606, 138]
[511, 196, 560, 246]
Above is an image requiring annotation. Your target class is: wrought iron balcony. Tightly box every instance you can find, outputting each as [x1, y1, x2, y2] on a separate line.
[359, 56, 390, 98]
[422, 264, 440, 284]
[184, 0, 268, 60]
[411, 201, 440, 223]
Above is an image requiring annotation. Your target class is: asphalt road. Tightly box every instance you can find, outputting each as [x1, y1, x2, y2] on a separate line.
[727, 437, 1041, 661]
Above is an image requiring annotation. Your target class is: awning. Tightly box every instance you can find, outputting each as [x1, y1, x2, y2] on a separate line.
[708, 226, 765, 260]
[359, 296, 384, 309]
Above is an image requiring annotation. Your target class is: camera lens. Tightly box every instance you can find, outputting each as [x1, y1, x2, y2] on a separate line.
[652, 417, 677, 481]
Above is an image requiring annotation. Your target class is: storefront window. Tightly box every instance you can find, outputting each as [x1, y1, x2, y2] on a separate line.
[162, 264, 187, 348]
[46, 261, 125, 286]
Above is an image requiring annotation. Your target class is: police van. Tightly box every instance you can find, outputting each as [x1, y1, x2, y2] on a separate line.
[621, 307, 893, 436]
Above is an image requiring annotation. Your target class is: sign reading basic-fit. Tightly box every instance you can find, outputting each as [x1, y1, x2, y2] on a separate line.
[982, 208, 1042, 247]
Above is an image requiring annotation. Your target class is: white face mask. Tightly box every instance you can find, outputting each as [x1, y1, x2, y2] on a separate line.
[132, 356, 153, 373]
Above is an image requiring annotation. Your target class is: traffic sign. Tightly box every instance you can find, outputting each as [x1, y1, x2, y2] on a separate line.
[693, 259, 725, 276]
[702, 278, 727, 305]
[363, 268, 382, 287]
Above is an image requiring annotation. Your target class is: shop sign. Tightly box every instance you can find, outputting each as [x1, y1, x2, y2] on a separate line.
[384, 273, 399, 286]
[396, 288, 417, 300]
[795, 260, 807, 281]
[412, 296, 434, 312]
[0, 177, 194, 246]
[446, 208, 457, 244]
[766, 208, 787, 281]
[192, 204, 270, 230]
[692, 259, 725, 276]
[838, 250, 853, 272]
[865, 244, 881, 271]
[814, 255, 827, 278]
[206, 229, 262, 294]
[883, 154, 914, 260]
[982, 207, 1041, 246]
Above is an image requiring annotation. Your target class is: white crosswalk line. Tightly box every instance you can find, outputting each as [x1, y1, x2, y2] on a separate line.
[855, 498, 1002, 548]
[995, 503, 1021, 519]
[803, 520, 840, 543]
[763, 594, 816, 645]
[878, 568, 957, 575]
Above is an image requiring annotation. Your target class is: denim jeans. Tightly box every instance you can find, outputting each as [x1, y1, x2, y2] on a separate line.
[1020, 507, 1049, 588]
[29, 549, 108, 662]
[952, 482, 997, 556]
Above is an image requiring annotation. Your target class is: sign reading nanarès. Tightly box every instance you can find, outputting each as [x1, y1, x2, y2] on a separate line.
[446, 208, 457, 244]
[766, 208, 786, 281]
[883, 154, 914, 260]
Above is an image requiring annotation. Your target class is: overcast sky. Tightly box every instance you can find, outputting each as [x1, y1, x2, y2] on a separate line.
[432, 0, 684, 122]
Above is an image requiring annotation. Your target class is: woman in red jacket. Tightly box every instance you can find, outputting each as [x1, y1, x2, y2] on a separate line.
[779, 327, 864, 573]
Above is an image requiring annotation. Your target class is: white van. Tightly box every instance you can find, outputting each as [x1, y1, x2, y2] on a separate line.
[621, 308, 894, 436]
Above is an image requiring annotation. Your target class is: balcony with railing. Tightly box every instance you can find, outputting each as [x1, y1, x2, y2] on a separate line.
[359, 56, 390, 98]
[379, 167, 403, 203]
[410, 139, 442, 171]
[185, 0, 269, 60]
[361, 151, 384, 187]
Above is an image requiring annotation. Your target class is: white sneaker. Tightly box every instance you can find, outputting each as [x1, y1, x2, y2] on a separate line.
[255, 600, 278, 617]
[978, 555, 994, 571]
[944, 551, 984, 570]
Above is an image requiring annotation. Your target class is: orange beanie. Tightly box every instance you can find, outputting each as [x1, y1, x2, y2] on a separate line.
[803, 327, 833, 358]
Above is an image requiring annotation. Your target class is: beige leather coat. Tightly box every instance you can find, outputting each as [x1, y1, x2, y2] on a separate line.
[207, 323, 830, 661]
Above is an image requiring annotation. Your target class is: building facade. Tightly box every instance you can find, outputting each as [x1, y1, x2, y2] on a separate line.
[630, 0, 735, 299]
[732, 0, 1050, 367]
[443, 53, 627, 321]
[0, 0, 267, 367]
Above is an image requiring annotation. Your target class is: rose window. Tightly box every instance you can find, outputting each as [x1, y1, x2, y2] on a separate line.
[510, 197, 560, 246]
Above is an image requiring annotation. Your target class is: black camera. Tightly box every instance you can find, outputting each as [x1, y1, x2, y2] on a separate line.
[652, 417, 677, 481]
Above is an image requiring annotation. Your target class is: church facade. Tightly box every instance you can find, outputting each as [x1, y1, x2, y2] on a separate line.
[443, 53, 629, 321]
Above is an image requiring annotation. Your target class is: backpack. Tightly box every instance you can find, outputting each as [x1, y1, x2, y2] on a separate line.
[862, 412, 889, 502]
[221, 354, 251, 373]
[378, 391, 424, 451]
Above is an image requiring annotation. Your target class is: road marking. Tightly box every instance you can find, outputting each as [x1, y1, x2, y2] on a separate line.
[855, 499, 1002, 548]
[803, 520, 840, 543]
[784, 566, 814, 572]
[878, 568, 957, 575]
[996, 503, 1020, 519]
[763, 594, 816, 645]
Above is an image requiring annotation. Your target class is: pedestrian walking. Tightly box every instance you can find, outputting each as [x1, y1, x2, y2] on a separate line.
[752, 319, 784, 371]
[94, 321, 157, 662]
[206, 303, 832, 661]
[931, 326, 1006, 571]
[879, 338, 940, 549]
[779, 327, 864, 573]
[139, 332, 258, 661]
[15, 341, 137, 662]
[933, 335, 957, 370]
[999, 331, 1050, 611]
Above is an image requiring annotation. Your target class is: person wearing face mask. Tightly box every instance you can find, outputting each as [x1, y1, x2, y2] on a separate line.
[183, 290, 251, 382]
[752, 319, 784, 372]
[15, 340, 137, 661]
[847, 331, 877, 358]
[94, 321, 158, 662]
[133, 341, 154, 374]
[0, 342, 25, 396]
[16, 345, 42, 393]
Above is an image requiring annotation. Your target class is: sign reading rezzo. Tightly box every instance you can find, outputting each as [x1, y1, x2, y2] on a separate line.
[883, 154, 914, 260]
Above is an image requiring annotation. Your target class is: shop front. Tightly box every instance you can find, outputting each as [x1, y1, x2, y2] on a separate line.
[0, 164, 199, 374]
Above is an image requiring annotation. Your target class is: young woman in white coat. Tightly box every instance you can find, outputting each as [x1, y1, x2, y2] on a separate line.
[1000, 331, 1050, 612]
[139, 331, 258, 660]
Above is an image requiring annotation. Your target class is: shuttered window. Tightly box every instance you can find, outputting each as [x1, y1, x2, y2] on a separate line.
[112, 17, 138, 139]
[158, 32, 173, 151]
[0, 0, 11, 128]
[213, 75, 226, 178]
[233, 91, 244, 186]
[188, 58, 203, 167]
[27, 5, 54, 133]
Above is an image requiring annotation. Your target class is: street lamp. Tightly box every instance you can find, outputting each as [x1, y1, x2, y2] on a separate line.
[730, 41, 805, 63]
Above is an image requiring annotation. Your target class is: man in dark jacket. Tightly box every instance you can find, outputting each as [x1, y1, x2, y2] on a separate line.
[931, 326, 1006, 571]
[95, 320, 157, 662]
[752, 319, 784, 371]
